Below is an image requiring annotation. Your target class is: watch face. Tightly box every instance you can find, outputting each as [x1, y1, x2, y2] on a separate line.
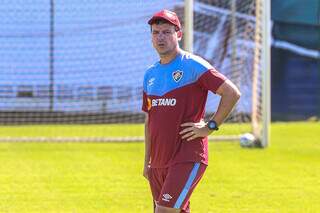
[208, 121, 218, 130]
[209, 121, 216, 129]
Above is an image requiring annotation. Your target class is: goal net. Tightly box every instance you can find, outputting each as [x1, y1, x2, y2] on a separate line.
[188, 0, 269, 146]
[0, 0, 269, 145]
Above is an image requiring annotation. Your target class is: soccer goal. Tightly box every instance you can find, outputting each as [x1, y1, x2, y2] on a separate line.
[183, 0, 271, 147]
[0, 0, 270, 147]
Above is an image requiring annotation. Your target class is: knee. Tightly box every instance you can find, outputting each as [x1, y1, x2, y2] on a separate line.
[155, 205, 181, 213]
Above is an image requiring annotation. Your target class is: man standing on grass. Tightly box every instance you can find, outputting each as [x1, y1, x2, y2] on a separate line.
[142, 9, 241, 213]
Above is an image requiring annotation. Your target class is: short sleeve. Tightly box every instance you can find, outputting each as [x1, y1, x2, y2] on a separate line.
[197, 68, 227, 93]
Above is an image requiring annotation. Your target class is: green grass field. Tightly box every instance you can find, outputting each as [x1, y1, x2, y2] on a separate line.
[0, 122, 319, 212]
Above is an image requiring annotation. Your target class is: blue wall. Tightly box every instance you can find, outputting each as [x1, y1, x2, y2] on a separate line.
[272, 48, 320, 120]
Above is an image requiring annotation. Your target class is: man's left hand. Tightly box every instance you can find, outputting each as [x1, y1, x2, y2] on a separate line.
[179, 120, 212, 141]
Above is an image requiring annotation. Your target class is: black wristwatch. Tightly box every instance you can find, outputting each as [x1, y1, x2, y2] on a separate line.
[207, 120, 219, 131]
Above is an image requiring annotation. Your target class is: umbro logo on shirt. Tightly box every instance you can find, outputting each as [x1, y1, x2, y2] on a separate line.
[172, 70, 183, 82]
[148, 77, 155, 86]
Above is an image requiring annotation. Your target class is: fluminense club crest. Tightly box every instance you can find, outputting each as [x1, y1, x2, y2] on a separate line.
[172, 70, 183, 82]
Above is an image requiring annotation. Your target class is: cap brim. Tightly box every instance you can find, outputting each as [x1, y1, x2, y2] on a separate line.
[147, 16, 180, 29]
[148, 16, 166, 25]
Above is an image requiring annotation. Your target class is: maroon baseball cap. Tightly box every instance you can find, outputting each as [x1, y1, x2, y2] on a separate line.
[148, 9, 181, 30]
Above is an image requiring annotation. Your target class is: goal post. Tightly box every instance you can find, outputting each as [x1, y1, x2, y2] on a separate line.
[262, 0, 271, 148]
[184, 0, 194, 53]
[0, 0, 270, 146]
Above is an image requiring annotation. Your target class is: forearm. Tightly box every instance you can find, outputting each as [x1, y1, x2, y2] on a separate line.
[210, 80, 241, 126]
[210, 94, 238, 126]
[144, 115, 151, 166]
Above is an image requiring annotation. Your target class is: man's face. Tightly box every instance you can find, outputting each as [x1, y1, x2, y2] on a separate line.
[151, 23, 180, 56]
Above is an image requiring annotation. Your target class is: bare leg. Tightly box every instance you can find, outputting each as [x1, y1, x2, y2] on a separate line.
[155, 205, 181, 213]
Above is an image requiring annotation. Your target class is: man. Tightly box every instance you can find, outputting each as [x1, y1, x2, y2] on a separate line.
[142, 9, 241, 213]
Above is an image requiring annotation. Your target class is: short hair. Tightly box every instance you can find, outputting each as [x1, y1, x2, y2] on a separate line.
[150, 18, 180, 32]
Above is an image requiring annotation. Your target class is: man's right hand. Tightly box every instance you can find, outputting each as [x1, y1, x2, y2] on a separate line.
[143, 165, 150, 180]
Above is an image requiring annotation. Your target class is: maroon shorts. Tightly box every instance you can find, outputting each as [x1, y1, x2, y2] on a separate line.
[148, 162, 207, 212]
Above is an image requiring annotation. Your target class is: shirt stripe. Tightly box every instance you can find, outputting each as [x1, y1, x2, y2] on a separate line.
[174, 163, 200, 208]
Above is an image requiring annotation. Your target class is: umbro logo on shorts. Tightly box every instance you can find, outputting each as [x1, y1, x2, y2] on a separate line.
[162, 193, 173, 202]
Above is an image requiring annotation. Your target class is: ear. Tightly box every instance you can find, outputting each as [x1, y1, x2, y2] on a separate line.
[177, 31, 183, 41]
